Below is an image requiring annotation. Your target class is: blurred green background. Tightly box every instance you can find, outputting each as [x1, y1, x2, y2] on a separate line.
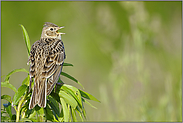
[1, 1, 182, 122]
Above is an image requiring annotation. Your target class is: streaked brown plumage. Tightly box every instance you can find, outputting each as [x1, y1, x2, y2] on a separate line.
[28, 22, 66, 109]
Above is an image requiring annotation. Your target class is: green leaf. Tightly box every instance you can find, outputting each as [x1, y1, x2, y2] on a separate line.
[20, 24, 31, 56]
[59, 90, 77, 109]
[3, 102, 12, 120]
[5, 68, 29, 82]
[52, 116, 60, 122]
[61, 72, 84, 89]
[28, 117, 37, 122]
[63, 63, 73, 67]
[58, 117, 64, 122]
[81, 102, 86, 119]
[37, 107, 44, 122]
[22, 76, 30, 86]
[19, 118, 32, 122]
[68, 105, 72, 122]
[62, 84, 82, 108]
[48, 95, 60, 118]
[28, 109, 36, 119]
[76, 107, 84, 122]
[44, 106, 54, 122]
[71, 107, 77, 122]
[82, 98, 97, 109]
[12, 85, 27, 105]
[60, 98, 69, 122]
[50, 91, 61, 104]
[1, 95, 11, 103]
[37, 107, 44, 116]
[1, 82, 17, 93]
[79, 89, 100, 102]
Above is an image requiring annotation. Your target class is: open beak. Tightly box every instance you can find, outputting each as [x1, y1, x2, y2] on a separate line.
[56, 26, 65, 34]
[59, 26, 64, 29]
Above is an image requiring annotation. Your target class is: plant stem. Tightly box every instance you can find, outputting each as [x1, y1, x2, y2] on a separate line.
[16, 92, 27, 122]
[21, 108, 26, 119]
[14, 106, 17, 112]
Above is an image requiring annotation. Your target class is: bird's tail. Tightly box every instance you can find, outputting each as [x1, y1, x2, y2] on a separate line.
[29, 77, 47, 109]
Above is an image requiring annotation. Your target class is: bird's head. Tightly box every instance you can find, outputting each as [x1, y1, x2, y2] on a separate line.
[41, 22, 65, 40]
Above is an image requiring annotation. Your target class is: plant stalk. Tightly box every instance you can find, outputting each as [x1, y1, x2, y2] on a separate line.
[16, 92, 27, 122]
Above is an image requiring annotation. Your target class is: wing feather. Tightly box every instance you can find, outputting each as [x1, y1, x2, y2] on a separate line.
[43, 39, 65, 95]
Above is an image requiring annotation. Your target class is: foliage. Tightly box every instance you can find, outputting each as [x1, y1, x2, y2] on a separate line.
[1, 2, 181, 122]
[1, 25, 100, 122]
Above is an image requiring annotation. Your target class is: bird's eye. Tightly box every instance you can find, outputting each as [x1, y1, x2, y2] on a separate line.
[50, 28, 53, 31]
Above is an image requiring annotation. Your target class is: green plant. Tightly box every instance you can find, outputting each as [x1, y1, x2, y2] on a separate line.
[1, 25, 100, 122]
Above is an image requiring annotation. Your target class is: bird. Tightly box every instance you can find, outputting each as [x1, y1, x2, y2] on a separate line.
[27, 22, 66, 109]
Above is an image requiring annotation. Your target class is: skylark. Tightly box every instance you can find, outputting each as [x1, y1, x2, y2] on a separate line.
[28, 22, 66, 109]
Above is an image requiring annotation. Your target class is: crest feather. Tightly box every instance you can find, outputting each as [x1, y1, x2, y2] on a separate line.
[44, 22, 58, 27]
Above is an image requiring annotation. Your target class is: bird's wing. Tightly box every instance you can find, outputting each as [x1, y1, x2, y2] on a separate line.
[41, 39, 65, 95]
